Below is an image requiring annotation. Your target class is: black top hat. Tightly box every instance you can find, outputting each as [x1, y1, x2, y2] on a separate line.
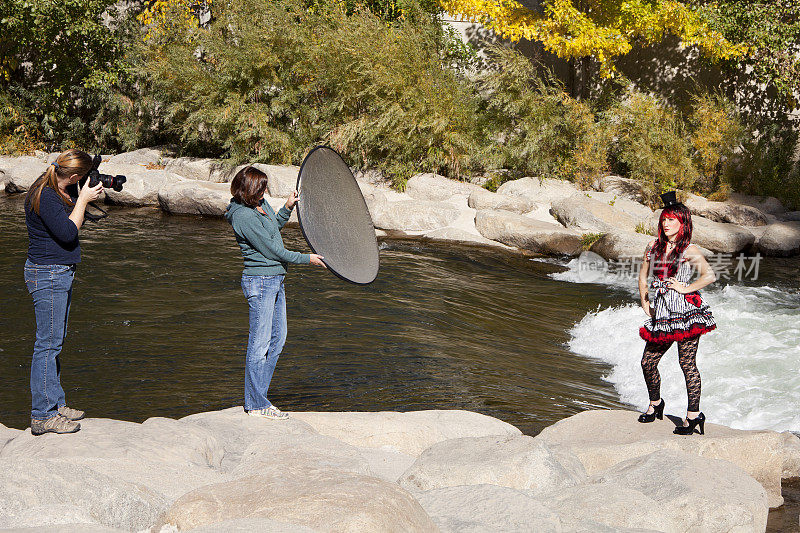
[660, 191, 683, 208]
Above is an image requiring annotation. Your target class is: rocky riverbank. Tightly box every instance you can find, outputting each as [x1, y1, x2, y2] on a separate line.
[3, 148, 800, 259]
[0, 407, 798, 532]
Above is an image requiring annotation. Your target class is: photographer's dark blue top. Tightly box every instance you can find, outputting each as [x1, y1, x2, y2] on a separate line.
[25, 186, 80, 265]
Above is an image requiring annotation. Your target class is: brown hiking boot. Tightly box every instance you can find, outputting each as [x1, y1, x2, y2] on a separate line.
[58, 405, 85, 421]
[31, 414, 80, 436]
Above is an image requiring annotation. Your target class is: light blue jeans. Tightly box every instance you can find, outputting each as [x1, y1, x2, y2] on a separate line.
[241, 274, 287, 411]
[24, 260, 75, 420]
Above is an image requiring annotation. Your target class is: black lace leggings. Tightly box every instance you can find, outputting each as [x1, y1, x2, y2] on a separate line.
[641, 336, 702, 412]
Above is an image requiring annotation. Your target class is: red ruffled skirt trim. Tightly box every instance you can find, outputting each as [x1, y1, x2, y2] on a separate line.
[639, 323, 716, 343]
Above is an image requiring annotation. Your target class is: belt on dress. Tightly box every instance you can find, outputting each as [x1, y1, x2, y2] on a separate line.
[650, 279, 669, 296]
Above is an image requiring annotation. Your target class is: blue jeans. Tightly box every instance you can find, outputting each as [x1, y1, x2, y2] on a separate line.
[24, 260, 75, 420]
[241, 274, 287, 411]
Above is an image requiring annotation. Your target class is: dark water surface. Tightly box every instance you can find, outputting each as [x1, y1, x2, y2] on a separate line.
[0, 195, 627, 434]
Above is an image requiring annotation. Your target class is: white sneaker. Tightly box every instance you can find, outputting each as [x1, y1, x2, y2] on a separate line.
[247, 406, 289, 420]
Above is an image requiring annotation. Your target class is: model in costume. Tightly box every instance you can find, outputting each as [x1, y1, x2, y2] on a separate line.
[637, 191, 717, 435]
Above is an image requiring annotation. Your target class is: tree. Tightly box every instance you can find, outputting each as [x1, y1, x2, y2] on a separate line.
[699, 0, 800, 105]
[0, 0, 127, 149]
[439, 0, 745, 77]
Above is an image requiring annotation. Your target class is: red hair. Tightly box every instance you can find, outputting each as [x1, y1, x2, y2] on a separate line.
[651, 205, 693, 279]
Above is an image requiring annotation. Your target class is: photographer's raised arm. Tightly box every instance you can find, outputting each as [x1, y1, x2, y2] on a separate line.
[67, 181, 104, 231]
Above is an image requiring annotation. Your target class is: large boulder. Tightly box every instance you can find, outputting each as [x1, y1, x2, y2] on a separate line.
[599, 175, 646, 203]
[416, 485, 562, 533]
[467, 188, 537, 214]
[184, 517, 317, 532]
[398, 435, 586, 494]
[781, 431, 800, 478]
[158, 180, 231, 216]
[100, 166, 183, 207]
[647, 211, 755, 253]
[0, 417, 228, 502]
[2, 157, 48, 193]
[475, 209, 583, 256]
[496, 177, 580, 205]
[535, 409, 788, 508]
[728, 192, 787, 215]
[405, 173, 482, 201]
[543, 480, 679, 532]
[423, 226, 504, 247]
[158, 466, 438, 532]
[256, 164, 299, 198]
[106, 146, 176, 166]
[756, 221, 800, 257]
[551, 193, 639, 233]
[590, 231, 654, 261]
[591, 450, 768, 533]
[782, 210, 800, 221]
[370, 200, 461, 232]
[0, 457, 166, 531]
[165, 157, 232, 182]
[290, 410, 521, 457]
[583, 191, 653, 222]
[684, 193, 769, 226]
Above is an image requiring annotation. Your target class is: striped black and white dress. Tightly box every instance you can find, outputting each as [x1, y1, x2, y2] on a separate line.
[639, 248, 716, 343]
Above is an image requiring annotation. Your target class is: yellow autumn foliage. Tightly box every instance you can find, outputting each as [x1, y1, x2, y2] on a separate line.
[441, 0, 746, 76]
[138, 0, 212, 42]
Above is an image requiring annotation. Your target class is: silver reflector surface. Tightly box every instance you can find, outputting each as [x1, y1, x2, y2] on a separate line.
[296, 146, 379, 284]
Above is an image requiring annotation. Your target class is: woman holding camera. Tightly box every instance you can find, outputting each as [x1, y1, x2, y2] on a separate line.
[24, 149, 104, 435]
[225, 166, 325, 420]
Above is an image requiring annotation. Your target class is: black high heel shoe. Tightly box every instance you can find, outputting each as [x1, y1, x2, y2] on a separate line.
[673, 412, 706, 435]
[637, 399, 665, 423]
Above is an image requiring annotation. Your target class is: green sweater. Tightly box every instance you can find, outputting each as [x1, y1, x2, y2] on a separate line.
[224, 198, 310, 275]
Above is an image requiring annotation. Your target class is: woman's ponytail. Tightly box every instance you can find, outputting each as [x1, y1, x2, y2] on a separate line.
[25, 150, 93, 215]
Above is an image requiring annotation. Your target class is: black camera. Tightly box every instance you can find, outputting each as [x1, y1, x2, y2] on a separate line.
[80, 154, 126, 192]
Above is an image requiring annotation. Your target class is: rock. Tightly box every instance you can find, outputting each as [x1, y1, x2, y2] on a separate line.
[781, 431, 800, 478]
[728, 192, 787, 215]
[0, 423, 22, 452]
[2, 157, 48, 193]
[599, 175, 646, 203]
[590, 232, 713, 261]
[353, 168, 387, 185]
[551, 193, 639, 233]
[290, 410, 521, 457]
[106, 146, 176, 166]
[185, 517, 317, 532]
[100, 165, 183, 207]
[496, 177, 580, 205]
[158, 179, 231, 216]
[756, 221, 800, 257]
[0, 457, 166, 531]
[684, 193, 769, 226]
[647, 212, 755, 253]
[405, 173, 482, 201]
[467, 188, 537, 213]
[590, 449, 768, 533]
[398, 435, 585, 494]
[543, 480, 679, 532]
[356, 181, 388, 218]
[535, 409, 787, 508]
[781, 210, 800, 221]
[416, 485, 562, 533]
[0, 417, 227, 501]
[422, 227, 504, 247]
[370, 200, 461, 232]
[256, 164, 299, 198]
[165, 157, 231, 182]
[590, 231, 654, 261]
[583, 191, 653, 222]
[0, 523, 127, 532]
[159, 466, 437, 532]
[475, 209, 583, 256]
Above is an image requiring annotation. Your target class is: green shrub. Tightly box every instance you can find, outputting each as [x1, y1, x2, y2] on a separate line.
[131, 0, 485, 188]
[606, 91, 698, 208]
[478, 46, 609, 187]
[581, 232, 604, 250]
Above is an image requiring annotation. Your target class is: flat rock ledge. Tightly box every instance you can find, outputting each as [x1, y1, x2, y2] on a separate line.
[2, 151, 798, 257]
[0, 408, 796, 532]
